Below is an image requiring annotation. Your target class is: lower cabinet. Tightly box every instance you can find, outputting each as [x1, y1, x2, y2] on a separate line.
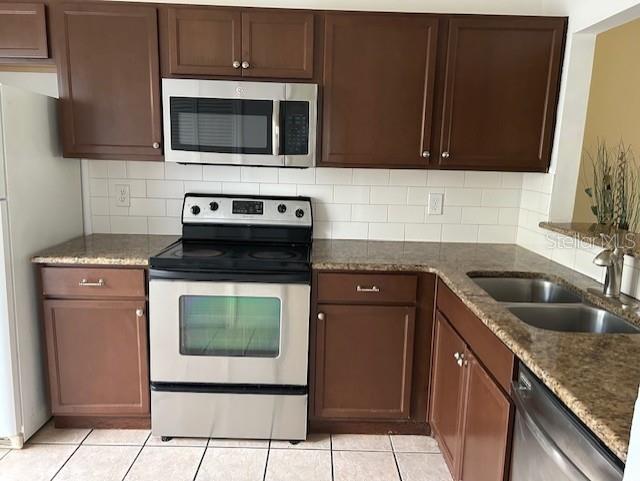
[310, 271, 435, 432]
[430, 281, 515, 481]
[40, 266, 149, 427]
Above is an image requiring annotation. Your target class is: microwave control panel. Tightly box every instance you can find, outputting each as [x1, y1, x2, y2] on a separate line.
[281, 101, 309, 155]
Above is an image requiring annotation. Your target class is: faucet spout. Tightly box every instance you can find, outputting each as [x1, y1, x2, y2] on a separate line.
[593, 246, 625, 298]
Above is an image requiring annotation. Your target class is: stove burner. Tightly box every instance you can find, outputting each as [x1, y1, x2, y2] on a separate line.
[250, 250, 297, 260]
[177, 248, 225, 258]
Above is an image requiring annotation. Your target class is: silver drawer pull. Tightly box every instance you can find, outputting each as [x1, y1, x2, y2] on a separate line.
[79, 278, 105, 287]
[136, 308, 144, 318]
[356, 285, 380, 293]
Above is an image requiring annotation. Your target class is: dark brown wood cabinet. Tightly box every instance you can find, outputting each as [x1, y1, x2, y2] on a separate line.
[314, 304, 416, 419]
[55, 2, 163, 161]
[310, 270, 435, 434]
[321, 13, 438, 168]
[164, 6, 314, 79]
[430, 280, 515, 481]
[436, 16, 566, 171]
[430, 313, 467, 474]
[40, 266, 150, 428]
[0, 2, 48, 58]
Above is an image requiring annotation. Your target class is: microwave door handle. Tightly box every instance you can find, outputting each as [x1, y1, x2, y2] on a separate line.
[272, 100, 280, 156]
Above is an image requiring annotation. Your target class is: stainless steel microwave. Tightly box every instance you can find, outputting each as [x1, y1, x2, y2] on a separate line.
[162, 79, 317, 167]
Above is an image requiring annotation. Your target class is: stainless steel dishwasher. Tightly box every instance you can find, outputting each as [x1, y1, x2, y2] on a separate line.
[511, 365, 624, 481]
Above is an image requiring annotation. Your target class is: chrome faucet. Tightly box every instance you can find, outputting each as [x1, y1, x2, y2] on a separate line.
[593, 235, 625, 298]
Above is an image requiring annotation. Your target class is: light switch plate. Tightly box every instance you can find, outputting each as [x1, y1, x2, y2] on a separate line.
[428, 192, 443, 215]
[115, 184, 130, 207]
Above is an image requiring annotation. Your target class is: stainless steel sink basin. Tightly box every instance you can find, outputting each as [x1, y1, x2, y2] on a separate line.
[471, 277, 582, 303]
[506, 304, 640, 334]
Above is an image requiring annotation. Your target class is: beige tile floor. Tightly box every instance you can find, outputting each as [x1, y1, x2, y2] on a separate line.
[0, 421, 453, 481]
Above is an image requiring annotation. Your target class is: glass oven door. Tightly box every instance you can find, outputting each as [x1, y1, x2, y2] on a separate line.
[149, 279, 310, 386]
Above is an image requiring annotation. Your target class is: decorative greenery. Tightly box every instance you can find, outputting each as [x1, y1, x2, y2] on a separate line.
[584, 140, 640, 232]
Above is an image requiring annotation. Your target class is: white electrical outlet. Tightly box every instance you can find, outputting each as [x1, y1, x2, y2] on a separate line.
[115, 184, 130, 207]
[428, 192, 443, 215]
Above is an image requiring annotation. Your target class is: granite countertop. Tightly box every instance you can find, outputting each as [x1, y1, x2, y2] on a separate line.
[32, 234, 639, 461]
[313, 239, 640, 462]
[31, 234, 178, 266]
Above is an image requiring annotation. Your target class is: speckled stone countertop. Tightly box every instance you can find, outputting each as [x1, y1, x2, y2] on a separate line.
[313, 239, 640, 462]
[31, 234, 639, 461]
[541, 221, 640, 257]
[31, 234, 178, 266]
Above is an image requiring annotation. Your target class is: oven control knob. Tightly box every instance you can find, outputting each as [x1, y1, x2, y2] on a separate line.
[209, 201, 219, 212]
[191, 205, 201, 215]
[295, 208, 304, 218]
[277, 204, 287, 214]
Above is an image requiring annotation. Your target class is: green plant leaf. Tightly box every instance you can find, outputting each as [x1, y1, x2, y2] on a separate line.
[585, 187, 593, 197]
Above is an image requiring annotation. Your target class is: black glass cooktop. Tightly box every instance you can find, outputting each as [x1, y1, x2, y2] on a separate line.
[150, 240, 311, 273]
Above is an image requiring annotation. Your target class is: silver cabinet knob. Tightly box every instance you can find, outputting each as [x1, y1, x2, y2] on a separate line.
[454, 352, 464, 367]
[136, 308, 144, 318]
[441, 151, 450, 159]
[241, 61, 250, 69]
[422, 150, 430, 158]
[232, 60, 241, 69]
[317, 312, 325, 321]
[152, 142, 160, 149]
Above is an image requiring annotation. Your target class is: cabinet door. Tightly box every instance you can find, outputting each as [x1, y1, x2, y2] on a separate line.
[430, 312, 467, 476]
[460, 351, 512, 481]
[43, 300, 149, 416]
[55, 2, 163, 160]
[438, 16, 566, 171]
[321, 13, 438, 168]
[241, 10, 314, 79]
[0, 2, 48, 58]
[314, 304, 416, 419]
[166, 6, 241, 76]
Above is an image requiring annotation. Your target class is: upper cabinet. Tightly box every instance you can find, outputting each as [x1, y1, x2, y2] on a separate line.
[321, 13, 439, 168]
[163, 6, 314, 79]
[436, 16, 566, 171]
[0, 2, 48, 58]
[55, 2, 163, 161]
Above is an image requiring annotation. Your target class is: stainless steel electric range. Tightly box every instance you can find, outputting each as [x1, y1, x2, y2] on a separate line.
[149, 193, 312, 441]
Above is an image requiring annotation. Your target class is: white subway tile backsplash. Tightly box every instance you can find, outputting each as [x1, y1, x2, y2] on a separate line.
[203, 165, 241, 182]
[461, 207, 499, 225]
[148, 216, 181, 235]
[444, 188, 483, 206]
[464, 171, 502, 188]
[316, 168, 352, 185]
[146, 180, 184, 199]
[368, 223, 405, 241]
[166, 199, 183, 217]
[278, 168, 316, 184]
[90, 178, 108, 197]
[109, 179, 146, 198]
[241, 167, 278, 183]
[332, 221, 368, 240]
[370, 186, 407, 205]
[405, 223, 441, 242]
[313, 203, 351, 222]
[128, 161, 164, 179]
[221, 182, 260, 195]
[352, 204, 388, 222]
[481, 189, 521, 208]
[477, 225, 517, 243]
[427, 171, 465, 187]
[108, 197, 129, 216]
[313, 221, 331, 239]
[259, 183, 298, 196]
[389, 170, 428, 186]
[426, 206, 462, 224]
[129, 198, 166, 217]
[165, 163, 203, 181]
[334, 185, 369, 204]
[353, 169, 390, 185]
[498, 208, 520, 225]
[90, 197, 109, 216]
[501, 172, 523, 189]
[406, 187, 444, 205]
[184, 181, 222, 194]
[442, 224, 479, 242]
[91, 215, 110, 233]
[388, 205, 425, 223]
[110, 216, 148, 234]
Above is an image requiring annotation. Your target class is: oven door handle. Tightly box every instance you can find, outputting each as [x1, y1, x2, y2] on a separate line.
[272, 100, 280, 156]
[511, 381, 590, 481]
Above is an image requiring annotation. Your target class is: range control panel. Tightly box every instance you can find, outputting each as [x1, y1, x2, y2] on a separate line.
[182, 194, 312, 227]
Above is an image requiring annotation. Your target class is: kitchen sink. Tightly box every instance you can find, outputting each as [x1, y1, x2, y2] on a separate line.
[506, 304, 640, 334]
[471, 277, 582, 303]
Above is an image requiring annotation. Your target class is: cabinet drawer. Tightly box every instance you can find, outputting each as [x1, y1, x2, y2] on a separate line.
[42, 267, 145, 299]
[316, 272, 417, 304]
